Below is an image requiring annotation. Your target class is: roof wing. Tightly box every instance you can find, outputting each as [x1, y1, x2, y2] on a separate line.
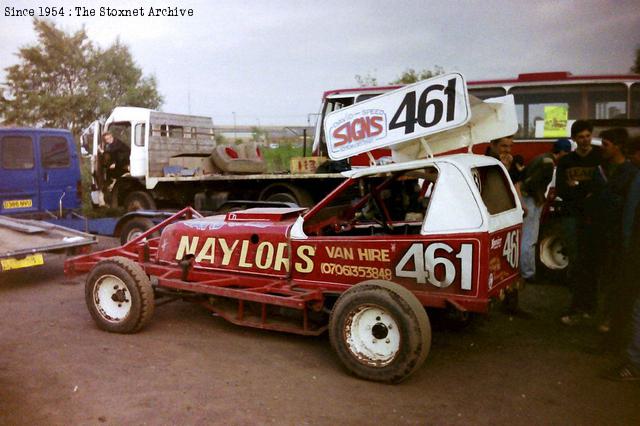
[324, 73, 471, 161]
[391, 94, 518, 162]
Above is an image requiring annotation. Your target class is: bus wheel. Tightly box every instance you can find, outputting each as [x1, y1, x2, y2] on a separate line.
[124, 191, 156, 211]
[329, 280, 431, 383]
[85, 257, 154, 333]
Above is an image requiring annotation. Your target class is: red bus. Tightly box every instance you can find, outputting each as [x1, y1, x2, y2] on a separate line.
[313, 71, 640, 165]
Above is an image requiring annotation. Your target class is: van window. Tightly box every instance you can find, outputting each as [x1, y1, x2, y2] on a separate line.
[473, 165, 516, 214]
[40, 137, 70, 168]
[1, 136, 34, 169]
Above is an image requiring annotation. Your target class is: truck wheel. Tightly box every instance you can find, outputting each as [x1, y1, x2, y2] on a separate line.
[329, 280, 431, 383]
[85, 256, 154, 333]
[119, 217, 158, 245]
[124, 191, 156, 211]
[260, 184, 314, 207]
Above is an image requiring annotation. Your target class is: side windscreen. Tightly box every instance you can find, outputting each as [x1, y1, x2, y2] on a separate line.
[473, 165, 516, 214]
[1, 136, 34, 169]
[40, 136, 70, 168]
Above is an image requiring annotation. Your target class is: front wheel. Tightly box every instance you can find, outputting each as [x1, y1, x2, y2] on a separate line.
[329, 280, 431, 383]
[85, 257, 155, 333]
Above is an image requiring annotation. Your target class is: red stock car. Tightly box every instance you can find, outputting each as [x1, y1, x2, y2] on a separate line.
[66, 153, 523, 383]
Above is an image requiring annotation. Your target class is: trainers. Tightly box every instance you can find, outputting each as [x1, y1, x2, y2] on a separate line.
[603, 363, 640, 381]
[597, 320, 611, 333]
[560, 312, 591, 326]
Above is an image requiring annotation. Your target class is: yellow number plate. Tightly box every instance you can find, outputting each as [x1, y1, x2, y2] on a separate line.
[2, 199, 33, 209]
[1, 254, 44, 271]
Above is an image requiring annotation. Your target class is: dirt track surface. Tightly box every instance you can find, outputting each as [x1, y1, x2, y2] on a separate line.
[1, 237, 639, 425]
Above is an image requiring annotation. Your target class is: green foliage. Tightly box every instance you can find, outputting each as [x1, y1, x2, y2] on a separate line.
[251, 126, 267, 142]
[632, 46, 640, 74]
[391, 66, 445, 84]
[355, 72, 379, 87]
[262, 142, 303, 173]
[354, 66, 445, 87]
[0, 19, 162, 135]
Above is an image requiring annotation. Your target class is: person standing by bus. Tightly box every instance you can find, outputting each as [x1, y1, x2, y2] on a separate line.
[519, 138, 572, 282]
[595, 130, 638, 342]
[605, 139, 640, 380]
[556, 120, 604, 325]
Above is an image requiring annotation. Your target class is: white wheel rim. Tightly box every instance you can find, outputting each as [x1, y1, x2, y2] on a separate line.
[345, 304, 401, 366]
[93, 274, 132, 323]
[540, 236, 568, 270]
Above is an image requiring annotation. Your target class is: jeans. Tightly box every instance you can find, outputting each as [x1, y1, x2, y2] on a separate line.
[520, 195, 543, 280]
[562, 216, 599, 314]
[628, 296, 640, 369]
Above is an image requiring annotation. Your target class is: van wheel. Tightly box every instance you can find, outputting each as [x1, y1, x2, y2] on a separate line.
[119, 217, 157, 245]
[329, 280, 431, 383]
[124, 191, 156, 211]
[85, 257, 154, 333]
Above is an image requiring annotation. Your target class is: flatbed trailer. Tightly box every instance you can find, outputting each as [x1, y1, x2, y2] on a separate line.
[0, 216, 96, 272]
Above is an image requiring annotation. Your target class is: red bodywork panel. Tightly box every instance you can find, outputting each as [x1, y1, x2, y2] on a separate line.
[66, 156, 523, 335]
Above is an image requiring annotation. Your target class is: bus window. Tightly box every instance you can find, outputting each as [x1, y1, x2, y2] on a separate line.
[355, 93, 381, 103]
[468, 87, 507, 100]
[632, 83, 640, 119]
[586, 84, 627, 119]
[510, 83, 628, 138]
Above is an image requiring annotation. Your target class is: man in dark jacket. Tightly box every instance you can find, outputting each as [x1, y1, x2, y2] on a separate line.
[605, 137, 640, 380]
[557, 120, 603, 325]
[596, 129, 638, 342]
[519, 138, 571, 282]
[101, 131, 130, 182]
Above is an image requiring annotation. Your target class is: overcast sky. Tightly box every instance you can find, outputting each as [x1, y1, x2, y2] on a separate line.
[1, 0, 639, 126]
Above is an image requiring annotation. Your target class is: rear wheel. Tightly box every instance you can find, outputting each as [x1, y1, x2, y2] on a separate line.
[124, 190, 156, 211]
[538, 220, 568, 282]
[329, 280, 431, 383]
[85, 257, 154, 333]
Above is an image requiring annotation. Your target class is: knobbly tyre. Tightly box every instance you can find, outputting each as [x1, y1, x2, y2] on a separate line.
[65, 73, 524, 383]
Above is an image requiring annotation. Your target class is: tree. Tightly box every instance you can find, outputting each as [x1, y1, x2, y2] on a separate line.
[391, 66, 444, 84]
[0, 19, 162, 135]
[632, 46, 640, 74]
[355, 72, 379, 87]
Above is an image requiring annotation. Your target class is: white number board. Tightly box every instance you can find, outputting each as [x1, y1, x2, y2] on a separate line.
[324, 73, 471, 160]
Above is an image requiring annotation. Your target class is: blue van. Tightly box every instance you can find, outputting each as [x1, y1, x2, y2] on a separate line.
[0, 128, 81, 217]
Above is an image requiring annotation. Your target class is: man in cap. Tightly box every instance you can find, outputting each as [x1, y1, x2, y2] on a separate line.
[519, 138, 572, 283]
